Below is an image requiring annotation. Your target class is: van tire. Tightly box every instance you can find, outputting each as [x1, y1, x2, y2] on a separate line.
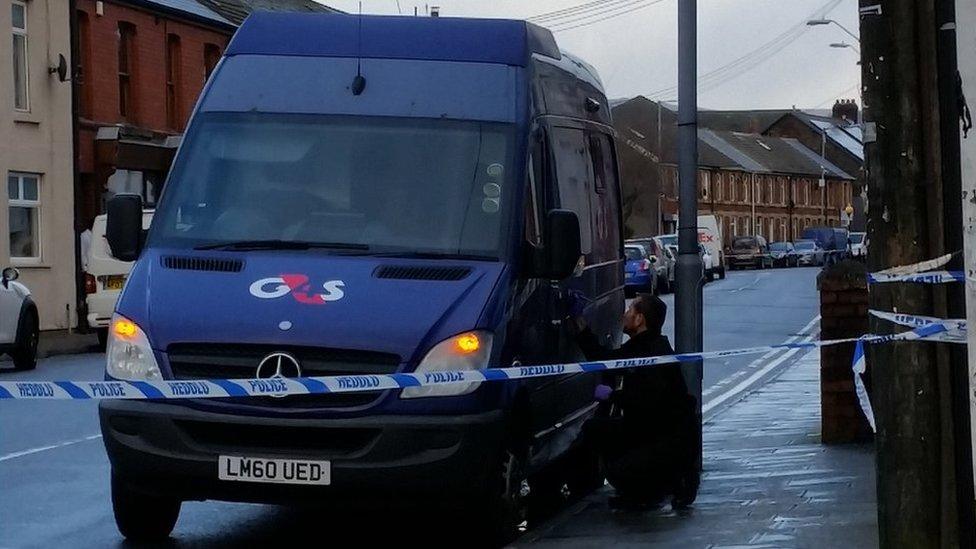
[478, 443, 528, 545]
[565, 439, 604, 499]
[96, 328, 108, 350]
[112, 474, 181, 542]
[12, 305, 38, 371]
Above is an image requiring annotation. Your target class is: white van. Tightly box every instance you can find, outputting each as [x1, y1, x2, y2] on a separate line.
[84, 212, 153, 347]
[659, 214, 726, 280]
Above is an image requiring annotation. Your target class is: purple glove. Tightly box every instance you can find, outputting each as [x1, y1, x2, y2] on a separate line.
[594, 384, 613, 402]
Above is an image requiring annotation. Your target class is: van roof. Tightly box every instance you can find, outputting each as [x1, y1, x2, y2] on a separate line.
[226, 12, 561, 67]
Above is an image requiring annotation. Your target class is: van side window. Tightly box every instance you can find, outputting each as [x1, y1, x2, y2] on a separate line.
[587, 132, 621, 263]
[551, 127, 593, 255]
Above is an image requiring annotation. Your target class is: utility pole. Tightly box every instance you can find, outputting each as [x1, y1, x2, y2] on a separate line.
[860, 0, 975, 545]
[675, 0, 704, 493]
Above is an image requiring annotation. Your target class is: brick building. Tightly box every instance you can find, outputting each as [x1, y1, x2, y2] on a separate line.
[612, 96, 856, 243]
[73, 0, 236, 231]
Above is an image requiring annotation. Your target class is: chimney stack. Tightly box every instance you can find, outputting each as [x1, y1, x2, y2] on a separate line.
[832, 99, 859, 123]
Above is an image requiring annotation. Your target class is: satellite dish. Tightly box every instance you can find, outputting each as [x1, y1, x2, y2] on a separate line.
[48, 54, 68, 82]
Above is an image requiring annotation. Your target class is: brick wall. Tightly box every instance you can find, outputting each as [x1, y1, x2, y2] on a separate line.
[76, 0, 231, 133]
[818, 261, 872, 443]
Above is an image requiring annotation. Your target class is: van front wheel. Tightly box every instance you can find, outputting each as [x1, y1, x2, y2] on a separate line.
[478, 445, 528, 545]
[112, 474, 181, 542]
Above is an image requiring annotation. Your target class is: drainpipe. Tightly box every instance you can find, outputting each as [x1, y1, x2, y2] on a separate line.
[751, 173, 756, 237]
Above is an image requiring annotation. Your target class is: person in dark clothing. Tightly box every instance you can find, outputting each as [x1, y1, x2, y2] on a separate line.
[576, 294, 697, 509]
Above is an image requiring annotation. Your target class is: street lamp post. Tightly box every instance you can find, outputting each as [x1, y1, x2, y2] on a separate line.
[806, 18, 860, 43]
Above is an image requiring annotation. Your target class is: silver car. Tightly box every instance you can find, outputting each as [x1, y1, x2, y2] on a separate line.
[794, 239, 825, 266]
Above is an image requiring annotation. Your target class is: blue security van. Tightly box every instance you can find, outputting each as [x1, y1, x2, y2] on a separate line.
[99, 13, 624, 543]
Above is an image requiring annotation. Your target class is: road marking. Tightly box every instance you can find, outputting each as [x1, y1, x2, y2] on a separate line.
[728, 273, 767, 293]
[0, 434, 102, 462]
[702, 314, 820, 418]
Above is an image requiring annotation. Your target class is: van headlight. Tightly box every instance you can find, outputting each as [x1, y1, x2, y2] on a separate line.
[401, 331, 494, 399]
[106, 314, 162, 381]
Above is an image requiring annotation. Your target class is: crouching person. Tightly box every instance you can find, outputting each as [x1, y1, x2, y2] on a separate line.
[576, 294, 698, 509]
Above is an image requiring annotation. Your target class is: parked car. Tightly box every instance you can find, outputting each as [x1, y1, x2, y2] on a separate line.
[85, 212, 155, 348]
[794, 239, 825, 266]
[656, 237, 676, 293]
[664, 243, 709, 284]
[624, 244, 657, 296]
[0, 267, 38, 370]
[625, 237, 671, 293]
[99, 15, 624, 543]
[849, 231, 867, 260]
[769, 241, 798, 268]
[800, 227, 849, 265]
[728, 235, 772, 270]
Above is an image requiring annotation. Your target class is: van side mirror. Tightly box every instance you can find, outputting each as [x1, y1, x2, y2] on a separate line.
[106, 194, 144, 262]
[648, 255, 658, 265]
[544, 209, 582, 280]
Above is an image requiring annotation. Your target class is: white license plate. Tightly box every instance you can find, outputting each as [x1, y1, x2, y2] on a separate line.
[218, 455, 331, 485]
[625, 272, 634, 279]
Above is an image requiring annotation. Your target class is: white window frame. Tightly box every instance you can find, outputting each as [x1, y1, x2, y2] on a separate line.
[12, 0, 29, 112]
[8, 172, 41, 263]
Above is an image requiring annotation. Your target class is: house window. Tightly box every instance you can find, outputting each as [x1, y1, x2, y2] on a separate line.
[700, 171, 710, 201]
[118, 22, 136, 119]
[204, 43, 221, 80]
[757, 216, 764, 239]
[8, 172, 40, 260]
[778, 178, 786, 205]
[766, 179, 773, 204]
[714, 173, 723, 202]
[727, 174, 736, 203]
[165, 34, 182, 129]
[741, 216, 750, 235]
[12, 1, 29, 111]
[77, 10, 92, 118]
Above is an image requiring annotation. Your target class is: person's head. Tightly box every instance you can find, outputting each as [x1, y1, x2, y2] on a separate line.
[623, 293, 667, 336]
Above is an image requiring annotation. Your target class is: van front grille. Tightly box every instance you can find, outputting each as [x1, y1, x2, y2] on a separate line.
[375, 265, 471, 281]
[162, 256, 244, 273]
[166, 343, 401, 409]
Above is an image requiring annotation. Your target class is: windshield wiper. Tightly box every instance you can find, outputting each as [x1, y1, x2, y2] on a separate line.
[194, 239, 369, 251]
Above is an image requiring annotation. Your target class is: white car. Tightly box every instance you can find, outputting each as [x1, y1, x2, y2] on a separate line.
[85, 212, 153, 348]
[0, 267, 39, 370]
[849, 232, 868, 259]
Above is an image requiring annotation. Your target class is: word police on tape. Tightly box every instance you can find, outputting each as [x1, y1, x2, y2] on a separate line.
[0, 322, 951, 401]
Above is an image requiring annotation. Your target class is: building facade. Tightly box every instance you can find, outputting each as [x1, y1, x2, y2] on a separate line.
[73, 0, 236, 232]
[1, 0, 76, 330]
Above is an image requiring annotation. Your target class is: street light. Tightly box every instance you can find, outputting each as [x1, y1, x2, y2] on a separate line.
[830, 41, 861, 54]
[807, 18, 860, 43]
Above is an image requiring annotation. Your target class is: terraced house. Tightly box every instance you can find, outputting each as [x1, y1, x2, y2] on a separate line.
[1, 0, 75, 330]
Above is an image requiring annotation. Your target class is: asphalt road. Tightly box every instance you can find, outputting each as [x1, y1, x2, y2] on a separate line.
[0, 267, 821, 548]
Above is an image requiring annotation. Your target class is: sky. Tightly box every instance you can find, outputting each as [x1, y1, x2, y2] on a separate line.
[319, 0, 862, 111]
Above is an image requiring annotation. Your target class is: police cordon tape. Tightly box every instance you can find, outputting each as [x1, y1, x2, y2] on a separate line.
[0, 322, 952, 401]
[867, 270, 965, 284]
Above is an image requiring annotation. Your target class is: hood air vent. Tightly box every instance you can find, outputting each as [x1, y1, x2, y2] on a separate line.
[375, 265, 471, 281]
[162, 256, 244, 273]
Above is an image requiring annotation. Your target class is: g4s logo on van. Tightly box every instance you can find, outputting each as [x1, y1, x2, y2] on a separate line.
[249, 275, 345, 305]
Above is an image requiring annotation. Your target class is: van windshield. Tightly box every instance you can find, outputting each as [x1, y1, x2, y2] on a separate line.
[148, 113, 516, 258]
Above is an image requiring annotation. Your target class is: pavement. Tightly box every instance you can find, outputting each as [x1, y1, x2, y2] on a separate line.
[0, 267, 861, 548]
[36, 330, 99, 359]
[522, 349, 879, 548]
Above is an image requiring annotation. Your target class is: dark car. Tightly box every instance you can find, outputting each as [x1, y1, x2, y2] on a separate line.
[769, 241, 797, 267]
[728, 235, 772, 270]
[624, 244, 657, 296]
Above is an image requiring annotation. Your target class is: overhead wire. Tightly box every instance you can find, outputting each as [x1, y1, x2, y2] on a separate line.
[646, 0, 845, 98]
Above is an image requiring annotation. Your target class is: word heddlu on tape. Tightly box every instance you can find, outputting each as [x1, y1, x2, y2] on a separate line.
[0, 322, 951, 401]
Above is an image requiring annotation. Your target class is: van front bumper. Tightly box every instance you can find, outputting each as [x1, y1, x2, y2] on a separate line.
[100, 400, 505, 507]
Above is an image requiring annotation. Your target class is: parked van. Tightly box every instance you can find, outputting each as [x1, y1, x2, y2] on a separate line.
[657, 216, 725, 281]
[100, 14, 624, 543]
[84, 212, 154, 347]
[800, 227, 849, 265]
